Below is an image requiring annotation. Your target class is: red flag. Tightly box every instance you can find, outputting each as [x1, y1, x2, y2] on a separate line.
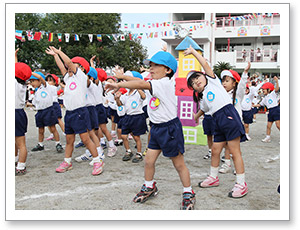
[137, 24, 140, 28]
[129, 33, 132, 40]
[156, 23, 159, 27]
[33, 32, 42, 41]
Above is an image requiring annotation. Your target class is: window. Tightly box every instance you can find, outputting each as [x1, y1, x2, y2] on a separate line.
[183, 128, 197, 143]
[180, 101, 193, 120]
[182, 58, 195, 71]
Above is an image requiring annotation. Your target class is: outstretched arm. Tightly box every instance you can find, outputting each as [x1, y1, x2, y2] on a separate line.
[46, 47, 67, 76]
[105, 80, 151, 93]
[90, 55, 96, 69]
[15, 48, 19, 63]
[50, 46, 77, 73]
[113, 67, 144, 82]
[183, 45, 214, 77]
[273, 76, 280, 92]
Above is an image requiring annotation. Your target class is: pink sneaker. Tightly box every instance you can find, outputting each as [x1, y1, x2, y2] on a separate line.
[92, 161, 104, 176]
[228, 183, 248, 198]
[128, 134, 133, 140]
[111, 132, 117, 139]
[107, 146, 117, 157]
[56, 161, 72, 173]
[198, 176, 220, 188]
[46, 134, 54, 141]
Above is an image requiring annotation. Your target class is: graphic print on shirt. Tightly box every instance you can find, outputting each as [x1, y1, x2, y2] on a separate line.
[207, 91, 215, 101]
[246, 98, 250, 103]
[69, 82, 77, 91]
[41, 91, 47, 98]
[131, 101, 138, 109]
[118, 105, 124, 111]
[268, 99, 273, 104]
[149, 97, 160, 110]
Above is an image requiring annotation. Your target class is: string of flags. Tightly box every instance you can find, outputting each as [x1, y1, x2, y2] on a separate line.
[15, 13, 279, 42]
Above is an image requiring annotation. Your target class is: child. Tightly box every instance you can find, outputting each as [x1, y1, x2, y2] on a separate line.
[114, 70, 147, 163]
[29, 72, 63, 153]
[15, 49, 32, 175]
[254, 79, 280, 142]
[105, 51, 196, 210]
[184, 45, 248, 198]
[114, 88, 128, 146]
[45, 46, 103, 176]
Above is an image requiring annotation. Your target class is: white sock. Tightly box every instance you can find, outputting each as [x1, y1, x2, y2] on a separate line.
[55, 141, 60, 145]
[208, 149, 211, 154]
[92, 156, 101, 163]
[49, 133, 54, 137]
[210, 166, 219, 178]
[111, 130, 116, 135]
[100, 137, 105, 144]
[183, 186, 193, 193]
[15, 156, 19, 163]
[108, 140, 115, 148]
[64, 158, 71, 164]
[145, 180, 154, 188]
[16, 162, 26, 170]
[85, 149, 92, 156]
[97, 146, 103, 155]
[126, 149, 132, 153]
[38, 142, 44, 147]
[224, 159, 231, 166]
[266, 135, 271, 139]
[236, 173, 246, 185]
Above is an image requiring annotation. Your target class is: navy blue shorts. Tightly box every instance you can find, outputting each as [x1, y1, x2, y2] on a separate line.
[108, 107, 120, 123]
[242, 110, 253, 124]
[35, 106, 58, 128]
[15, 109, 28, 136]
[148, 117, 185, 157]
[213, 104, 246, 143]
[268, 106, 280, 122]
[121, 114, 147, 136]
[87, 106, 99, 130]
[53, 102, 62, 119]
[117, 116, 125, 129]
[202, 114, 215, 136]
[58, 98, 63, 105]
[96, 104, 108, 125]
[251, 107, 258, 114]
[143, 105, 148, 119]
[64, 107, 92, 135]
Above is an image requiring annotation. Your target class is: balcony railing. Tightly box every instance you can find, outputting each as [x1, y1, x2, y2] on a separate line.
[236, 49, 278, 63]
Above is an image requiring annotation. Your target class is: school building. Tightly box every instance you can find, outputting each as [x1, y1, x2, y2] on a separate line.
[162, 13, 280, 78]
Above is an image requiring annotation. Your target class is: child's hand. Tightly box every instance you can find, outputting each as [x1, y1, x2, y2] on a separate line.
[161, 44, 167, 52]
[90, 55, 96, 62]
[244, 61, 251, 72]
[45, 47, 56, 56]
[273, 76, 278, 82]
[50, 46, 61, 54]
[105, 82, 119, 93]
[193, 112, 199, 123]
[113, 66, 124, 78]
[114, 91, 121, 99]
[183, 45, 195, 56]
[15, 48, 20, 56]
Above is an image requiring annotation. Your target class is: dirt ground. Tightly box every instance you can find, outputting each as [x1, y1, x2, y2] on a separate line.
[15, 107, 280, 211]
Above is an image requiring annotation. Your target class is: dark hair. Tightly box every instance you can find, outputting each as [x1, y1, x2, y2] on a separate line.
[251, 81, 256, 86]
[221, 76, 238, 106]
[165, 67, 174, 79]
[46, 75, 55, 82]
[186, 72, 205, 110]
[15, 77, 26, 85]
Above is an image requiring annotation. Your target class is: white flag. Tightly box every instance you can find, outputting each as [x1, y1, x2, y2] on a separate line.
[88, 34, 93, 42]
[119, 34, 125, 41]
[65, 33, 70, 42]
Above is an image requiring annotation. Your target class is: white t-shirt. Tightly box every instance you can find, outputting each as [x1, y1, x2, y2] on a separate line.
[15, 79, 27, 109]
[48, 84, 58, 103]
[106, 91, 117, 110]
[241, 82, 264, 111]
[120, 89, 144, 115]
[32, 82, 53, 110]
[94, 82, 104, 105]
[259, 91, 278, 109]
[86, 81, 98, 106]
[201, 75, 232, 115]
[63, 68, 88, 111]
[146, 77, 177, 124]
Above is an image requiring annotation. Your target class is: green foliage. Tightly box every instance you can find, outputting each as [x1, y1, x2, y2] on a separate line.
[213, 61, 233, 79]
[15, 13, 148, 74]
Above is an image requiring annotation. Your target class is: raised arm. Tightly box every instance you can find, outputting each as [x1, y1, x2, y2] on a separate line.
[15, 48, 19, 63]
[137, 89, 146, 100]
[105, 80, 151, 93]
[273, 76, 280, 92]
[90, 55, 96, 69]
[114, 91, 123, 107]
[50, 46, 77, 74]
[113, 67, 144, 82]
[183, 45, 214, 77]
[32, 72, 46, 87]
[46, 46, 67, 76]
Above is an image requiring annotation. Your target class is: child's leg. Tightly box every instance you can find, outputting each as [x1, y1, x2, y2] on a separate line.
[275, 120, 280, 131]
[80, 132, 98, 157]
[65, 134, 75, 158]
[15, 136, 27, 163]
[15, 143, 18, 157]
[58, 118, 65, 133]
[38, 127, 45, 142]
[207, 135, 213, 151]
[227, 137, 244, 175]
[171, 153, 191, 187]
[266, 121, 273, 136]
[117, 128, 122, 141]
[224, 144, 230, 160]
[122, 134, 130, 150]
[144, 149, 161, 181]
[211, 141, 226, 168]
[49, 125, 60, 142]
[132, 135, 142, 153]
[244, 123, 249, 134]
[88, 129, 100, 148]
[111, 116, 116, 133]
[99, 124, 113, 141]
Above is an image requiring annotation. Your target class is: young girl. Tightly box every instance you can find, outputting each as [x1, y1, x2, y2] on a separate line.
[45, 46, 103, 176]
[106, 76, 119, 139]
[184, 45, 248, 198]
[105, 51, 196, 210]
[29, 71, 63, 153]
[254, 79, 280, 142]
[15, 49, 32, 175]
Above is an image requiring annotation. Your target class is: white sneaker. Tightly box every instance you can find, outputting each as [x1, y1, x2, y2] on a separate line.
[253, 119, 256, 123]
[219, 163, 232, 174]
[262, 136, 271, 143]
[75, 152, 92, 162]
[107, 146, 117, 157]
[46, 133, 54, 141]
[246, 133, 251, 141]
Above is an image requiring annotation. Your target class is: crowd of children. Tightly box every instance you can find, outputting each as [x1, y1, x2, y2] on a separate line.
[15, 44, 280, 209]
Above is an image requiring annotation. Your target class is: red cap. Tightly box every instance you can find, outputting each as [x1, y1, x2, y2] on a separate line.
[96, 68, 107, 82]
[71, 57, 90, 74]
[46, 74, 59, 86]
[107, 76, 116, 82]
[15, 62, 32, 81]
[261, 82, 275, 91]
[221, 70, 241, 83]
[119, 88, 128, 95]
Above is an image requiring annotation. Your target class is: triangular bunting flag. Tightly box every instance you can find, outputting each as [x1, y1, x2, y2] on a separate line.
[88, 34, 93, 42]
[65, 33, 70, 42]
[106, 35, 113, 41]
[57, 33, 62, 42]
[26, 31, 33, 41]
[74, 34, 80, 41]
[15, 30, 23, 40]
[124, 23, 128, 29]
[97, 34, 102, 42]
[48, 32, 54, 42]
[21, 36, 26, 42]
[137, 33, 143, 39]
[33, 32, 42, 41]
[119, 34, 125, 41]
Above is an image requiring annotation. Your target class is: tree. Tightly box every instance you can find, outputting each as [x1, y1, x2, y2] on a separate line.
[15, 13, 148, 74]
[213, 61, 233, 79]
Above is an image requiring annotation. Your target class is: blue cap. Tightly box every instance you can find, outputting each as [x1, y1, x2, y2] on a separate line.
[143, 51, 177, 74]
[131, 71, 143, 80]
[87, 67, 98, 80]
[29, 72, 45, 80]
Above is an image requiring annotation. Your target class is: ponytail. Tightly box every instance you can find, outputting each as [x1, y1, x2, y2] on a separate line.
[232, 83, 238, 105]
[193, 90, 203, 111]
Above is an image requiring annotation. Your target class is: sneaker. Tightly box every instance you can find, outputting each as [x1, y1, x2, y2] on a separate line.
[107, 146, 117, 157]
[142, 148, 148, 156]
[111, 132, 117, 139]
[101, 143, 107, 149]
[31, 144, 44, 152]
[75, 141, 85, 148]
[75, 152, 92, 162]
[56, 143, 64, 153]
[203, 150, 211, 159]
[246, 133, 251, 141]
[181, 191, 196, 210]
[128, 134, 133, 140]
[46, 133, 54, 141]
[132, 153, 143, 163]
[92, 161, 104, 176]
[221, 155, 225, 162]
[199, 176, 220, 188]
[56, 161, 73, 173]
[253, 119, 256, 123]
[219, 163, 232, 174]
[122, 150, 133, 161]
[262, 137, 271, 143]
[133, 182, 159, 203]
[228, 182, 248, 198]
[15, 167, 27, 176]
[114, 139, 123, 146]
